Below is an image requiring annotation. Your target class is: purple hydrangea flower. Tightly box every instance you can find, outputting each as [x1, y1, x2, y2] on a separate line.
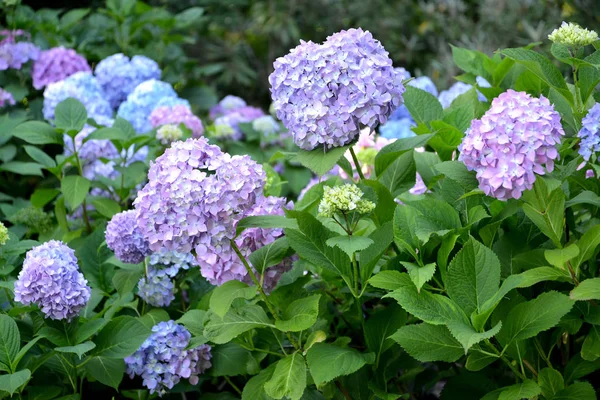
[0, 87, 15, 107]
[43, 71, 113, 122]
[138, 250, 197, 307]
[438, 76, 490, 109]
[577, 103, 600, 161]
[458, 89, 564, 200]
[409, 173, 428, 195]
[95, 53, 161, 110]
[106, 210, 151, 264]
[379, 118, 415, 139]
[32, 47, 91, 90]
[63, 116, 118, 163]
[125, 321, 211, 396]
[209, 95, 247, 120]
[149, 104, 204, 138]
[0, 30, 40, 70]
[134, 138, 265, 255]
[14, 240, 90, 320]
[117, 79, 189, 133]
[269, 28, 405, 150]
[213, 106, 265, 140]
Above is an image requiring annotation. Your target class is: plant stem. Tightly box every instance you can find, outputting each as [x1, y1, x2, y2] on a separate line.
[349, 147, 366, 181]
[231, 240, 300, 350]
[523, 359, 538, 377]
[352, 253, 360, 297]
[225, 376, 242, 395]
[485, 340, 525, 381]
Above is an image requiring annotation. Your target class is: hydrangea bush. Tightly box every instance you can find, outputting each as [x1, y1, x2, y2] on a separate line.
[2, 17, 600, 400]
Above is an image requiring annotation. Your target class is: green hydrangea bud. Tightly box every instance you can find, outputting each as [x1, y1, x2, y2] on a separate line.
[318, 184, 375, 218]
[548, 22, 598, 47]
[0, 222, 8, 245]
[10, 206, 53, 233]
[211, 123, 236, 139]
[156, 124, 184, 145]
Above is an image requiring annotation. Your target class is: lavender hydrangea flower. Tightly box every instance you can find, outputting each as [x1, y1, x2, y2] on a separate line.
[117, 79, 189, 133]
[14, 240, 90, 320]
[209, 95, 247, 120]
[149, 104, 204, 138]
[0, 30, 39, 70]
[458, 89, 564, 200]
[0, 87, 15, 107]
[63, 116, 117, 163]
[95, 54, 161, 110]
[134, 138, 265, 255]
[270, 28, 405, 150]
[125, 321, 211, 396]
[138, 250, 197, 307]
[438, 77, 490, 109]
[213, 106, 265, 140]
[43, 71, 112, 122]
[106, 210, 151, 264]
[577, 103, 600, 161]
[32, 47, 91, 90]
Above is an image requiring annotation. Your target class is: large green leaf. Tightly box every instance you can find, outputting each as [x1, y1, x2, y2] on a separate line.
[0, 369, 31, 395]
[61, 175, 90, 210]
[54, 98, 88, 134]
[571, 278, 600, 301]
[406, 198, 462, 243]
[249, 237, 292, 274]
[390, 323, 463, 362]
[364, 304, 407, 365]
[326, 235, 373, 258]
[275, 295, 321, 332]
[377, 151, 416, 196]
[209, 280, 257, 318]
[374, 134, 434, 176]
[236, 216, 298, 236]
[210, 343, 258, 377]
[544, 244, 580, 270]
[84, 357, 124, 390]
[581, 325, 600, 361]
[446, 321, 502, 353]
[538, 368, 564, 399]
[572, 225, 600, 269]
[204, 305, 275, 344]
[369, 271, 413, 291]
[56, 342, 96, 359]
[358, 222, 394, 284]
[0, 314, 20, 372]
[264, 352, 307, 400]
[12, 121, 62, 145]
[305, 343, 375, 385]
[401, 262, 436, 293]
[295, 145, 351, 176]
[553, 382, 596, 400]
[393, 204, 420, 258]
[242, 363, 276, 400]
[522, 179, 565, 248]
[496, 379, 541, 400]
[93, 316, 152, 358]
[403, 86, 443, 125]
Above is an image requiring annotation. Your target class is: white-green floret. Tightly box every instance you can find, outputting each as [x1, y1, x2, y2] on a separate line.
[548, 21, 598, 47]
[318, 184, 375, 218]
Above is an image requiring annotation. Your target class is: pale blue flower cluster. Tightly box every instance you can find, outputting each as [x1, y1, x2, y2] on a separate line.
[438, 76, 490, 109]
[577, 103, 600, 161]
[0, 30, 39, 70]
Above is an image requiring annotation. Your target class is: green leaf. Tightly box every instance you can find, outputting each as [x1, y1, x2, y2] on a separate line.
[264, 353, 307, 400]
[305, 343, 375, 386]
[0, 161, 44, 176]
[403, 86, 443, 125]
[204, 305, 275, 344]
[236, 215, 298, 236]
[434, 161, 479, 191]
[571, 278, 600, 301]
[295, 145, 351, 176]
[93, 316, 152, 358]
[522, 179, 564, 248]
[377, 151, 416, 196]
[177, 309, 207, 337]
[174, 6, 204, 28]
[390, 323, 464, 362]
[60, 8, 90, 29]
[393, 205, 420, 258]
[140, 309, 171, 330]
[30, 188, 60, 208]
[369, 271, 412, 291]
[374, 134, 434, 176]
[401, 262, 436, 293]
[407, 198, 462, 243]
[210, 280, 257, 318]
[249, 237, 292, 274]
[466, 348, 498, 371]
[544, 244, 579, 270]
[54, 98, 88, 134]
[326, 235, 373, 258]
[428, 120, 465, 160]
[210, 343, 257, 377]
[451, 45, 494, 79]
[84, 357, 123, 390]
[275, 295, 321, 332]
[497, 379, 541, 400]
[364, 304, 407, 366]
[76, 319, 106, 344]
[90, 198, 121, 219]
[0, 369, 31, 395]
[497, 291, 574, 346]
[55, 342, 96, 359]
[538, 368, 564, 399]
[0, 314, 20, 372]
[358, 222, 394, 284]
[553, 382, 596, 400]
[61, 175, 90, 210]
[446, 321, 502, 353]
[24, 145, 56, 168]
[12, 121, 62, 145]
[447, 238, 501, 315]
[572, 225, 600, 269]
[112, 268, 143, 296]
[242, 363, 277, 400]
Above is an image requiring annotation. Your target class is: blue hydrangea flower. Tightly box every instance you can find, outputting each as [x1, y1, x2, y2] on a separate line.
[209, 95, 247, 120]
[43, 71, 113, 122]
[125, 321, 212, 396]
[0, 30, 40, 70]
[578, 103, 600, 161]
[14, 240, 91, 320]
[389, 74, 438, 122]
[95, 53, 161, 110]
[117, 79, 189, 133]
[106, 210, 151, 264]
[379, 118, 416, 139]
[438, 77, 490, 109]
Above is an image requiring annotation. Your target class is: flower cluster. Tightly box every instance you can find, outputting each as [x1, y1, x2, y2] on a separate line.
[125, 321, 212, 396]
[156, 124, 184, 145]
[0, 87, 15, 107]
[106, 210, 152, 264]
[209, 95, 247, 120]
[32, 47, 91, 90]
[577, 103, 600, 161]
[43, 72, 113, 122]
[438, 76, 490, 109]
[117, 79, 189, 133]
[10, 206, 53, 233]
[318, 184, 375, 217]
[95, 53, 161, 109]
[150, 104, 204, 139]
[0, 30, 39, 70]
[14, 241, 90, 320]
[0, 221, 8, 245]
[270, 28, 405, 150]
[549, 22, 598, 47]
[458, 90, 564, 200]
[138, 249, 197, 307]
[213, 106, 265, 140]
[252, 115, 280, 136]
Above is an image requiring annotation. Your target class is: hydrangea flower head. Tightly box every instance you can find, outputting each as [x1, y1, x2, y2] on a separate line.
[438, 78, 490, 109]
[134, 138, 265, 254]
[0, 30, 39, 70]
[458, 89, 564, 200]
[252, 115, 280, 136]
[270, 28, 405, 150]
[95, 53, 161, 109]
[318, 184, 376, 217]
[117, 79, 189, 133]
[0, 87, 15, 107]
[577, 103, 600, 161]
[125, 321, 212, 396]
[14, 241, 90, 320]
[213, 106, 265, 140]
[63, 116, 118, 163]
[0, 221, 8, 245]
[43, 71, 112, 122]
[379, 118, 416, 140]
[549, 22, 598, 47]
[149, 104, 204, 138]
[106, 210, 151, 264]
[32, 47, 91, 90]
[209, 95, 247, 120]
